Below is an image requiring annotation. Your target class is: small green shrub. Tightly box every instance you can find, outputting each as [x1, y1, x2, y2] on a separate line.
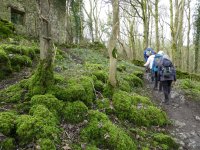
[37, 138, 56, 150]
[0, 112, 17, 136]
[63, 101, 88, 123]
[81, 110, 136, 150]
[0, 138, 15, 150]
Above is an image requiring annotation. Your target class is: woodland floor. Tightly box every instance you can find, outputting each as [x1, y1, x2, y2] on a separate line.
[144, 74, 200, 150]
[1, 59, 200, 149]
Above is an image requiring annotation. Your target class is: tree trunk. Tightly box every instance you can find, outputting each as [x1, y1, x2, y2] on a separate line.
[187, 0, 191, 72]
[30, 0, 54, 95]
[155, 0, 159, 52]
[108, 0, 119, 87]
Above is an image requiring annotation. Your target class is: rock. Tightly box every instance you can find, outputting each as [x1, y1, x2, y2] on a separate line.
[174, 120, 186, 128]
[178, 133, 188, 140]
[54, 66, 62, 72]
[194, 116, 200, 121]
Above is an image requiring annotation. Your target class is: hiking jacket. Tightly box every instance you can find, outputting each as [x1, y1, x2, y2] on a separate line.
[158, 58, 176, 81]
[144, 55, 155, 69]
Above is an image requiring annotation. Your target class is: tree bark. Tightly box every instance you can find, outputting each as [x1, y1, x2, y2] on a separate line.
[155, 0, 159, 52]
[108, 0, 119, 87]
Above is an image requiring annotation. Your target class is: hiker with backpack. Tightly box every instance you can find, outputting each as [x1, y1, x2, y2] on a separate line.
[158, 55, 176, 104]
[144, 51, 156, 81]
[152, 51, 165, 91]
[144, 47, 156, 62]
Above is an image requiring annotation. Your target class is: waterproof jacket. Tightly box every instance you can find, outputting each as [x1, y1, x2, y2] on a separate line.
[158, 58, 176, 81]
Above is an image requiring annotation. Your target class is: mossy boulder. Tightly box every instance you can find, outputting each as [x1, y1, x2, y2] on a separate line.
[63, 101, 88, 123]
[117, 64, 126, 72]
[153, 133, 179, 149]
[94, 79, 104, 92]
[96, 98, 111, 113]
[10, 54, 32, 68]
[0, 138, 15, 150]
[81, 110, 136, 150]
[92, 70, 108, 83]
[118, 78, 131, 92]
[0, 48, 12, 79]
[0, 112, 17, 136]
[16, 113, 60, 146]
[132, 59, 144, 67]
[133, 71, 144, 79]
[85, 63, 104, 71]
[30, 94, 64, 117]
[124, 73, 143, 87]
[0, 19, 14, 38]
[112, 91, 168, 126]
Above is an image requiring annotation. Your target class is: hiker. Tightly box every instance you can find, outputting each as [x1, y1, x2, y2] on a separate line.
[158, 55, 176, 104]
[144, 47, 156, 62]
[144, 51, 156, 81]
[152, 50, 165, 91]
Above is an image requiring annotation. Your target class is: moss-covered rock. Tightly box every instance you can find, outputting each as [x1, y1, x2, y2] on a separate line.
[153, 133, 179, 149]
[92, 70, 108, 83]
[0, 112, 17, 136]
[16, 114, 60, 145]
[30, 94, 64, 117]
[103, 83, 115, 98]
[118, 79, 131, 92]
[94, 79, 104, 92]
[96, 98, 111, 113]
[63, 101, 88, 124]
[0, 138, 15, 150]
[133, 71, 144, 79]
[124, 73, 143, 87]
[0, 47, 12, 79]
[112, 91, 168, 126]
[81, 110, 136, 150]
[117, 64, 126, 72]
[0, 79, 28, 103]
[132, 59, 144, 67]
[0, 19, 14, 38]
[37, 138, 56, 150]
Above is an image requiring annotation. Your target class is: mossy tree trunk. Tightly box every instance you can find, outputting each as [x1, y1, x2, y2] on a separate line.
[108, 0, 119, 88]
[30, 0, 54, 95]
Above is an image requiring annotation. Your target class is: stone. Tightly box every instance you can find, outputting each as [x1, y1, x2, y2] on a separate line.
[174, 120, 186, 128]
[195, 116, 200, 121]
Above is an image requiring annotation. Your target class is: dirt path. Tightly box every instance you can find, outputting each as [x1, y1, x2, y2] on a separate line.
[145, 74, 200, 150]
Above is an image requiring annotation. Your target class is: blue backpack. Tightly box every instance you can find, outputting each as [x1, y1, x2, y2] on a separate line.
[152, 54, 163, 72]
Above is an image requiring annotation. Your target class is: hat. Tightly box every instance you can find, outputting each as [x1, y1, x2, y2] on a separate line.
[158, 50, 165, 55]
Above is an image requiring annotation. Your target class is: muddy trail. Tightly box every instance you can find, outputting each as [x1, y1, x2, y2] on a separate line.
[144, 74, 200, 150]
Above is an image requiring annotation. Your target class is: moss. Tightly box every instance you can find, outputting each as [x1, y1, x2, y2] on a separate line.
[92, 70, 108, 83]
[0, 112, 17, 136]
[124, 73, 143, 87]
[96, 98, 111, 113]
[112, 91, 168, 126]
[0, 19, 14, 38]
[10, 54, 32, 68]
[63, 101, 88, 123]
[103, 83, 115, 98]
[0, 138, 15, 150]
[118, 79, 131, 92]
[81, 110, 136, 150]
[94, 79, 104, 92]
[117, 64, 126, 72]
[0, 80, 27, 103]
[132, 59, 144, 67]
[29, 60, 54, 95]
[153, 133, 179, 149]
[16, 114, 60, 145]
[1, 44, 37, 59]
[85, 63, 104, 71]
[29, 105, 59, 125]
[30, 94, 64, 117]
[133, 71, 144, 79]
[37, 138, 56, 150]
[0, 47, 12, 80]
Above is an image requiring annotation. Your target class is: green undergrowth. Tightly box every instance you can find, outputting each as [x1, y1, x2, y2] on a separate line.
[0, 44, 178, 149]
[178, 79, 200, 101]
[0, 44, 39, 80]
[0, 18, 14, 39]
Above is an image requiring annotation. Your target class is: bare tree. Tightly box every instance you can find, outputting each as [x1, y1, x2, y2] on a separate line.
[108, 0, 119, 87]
